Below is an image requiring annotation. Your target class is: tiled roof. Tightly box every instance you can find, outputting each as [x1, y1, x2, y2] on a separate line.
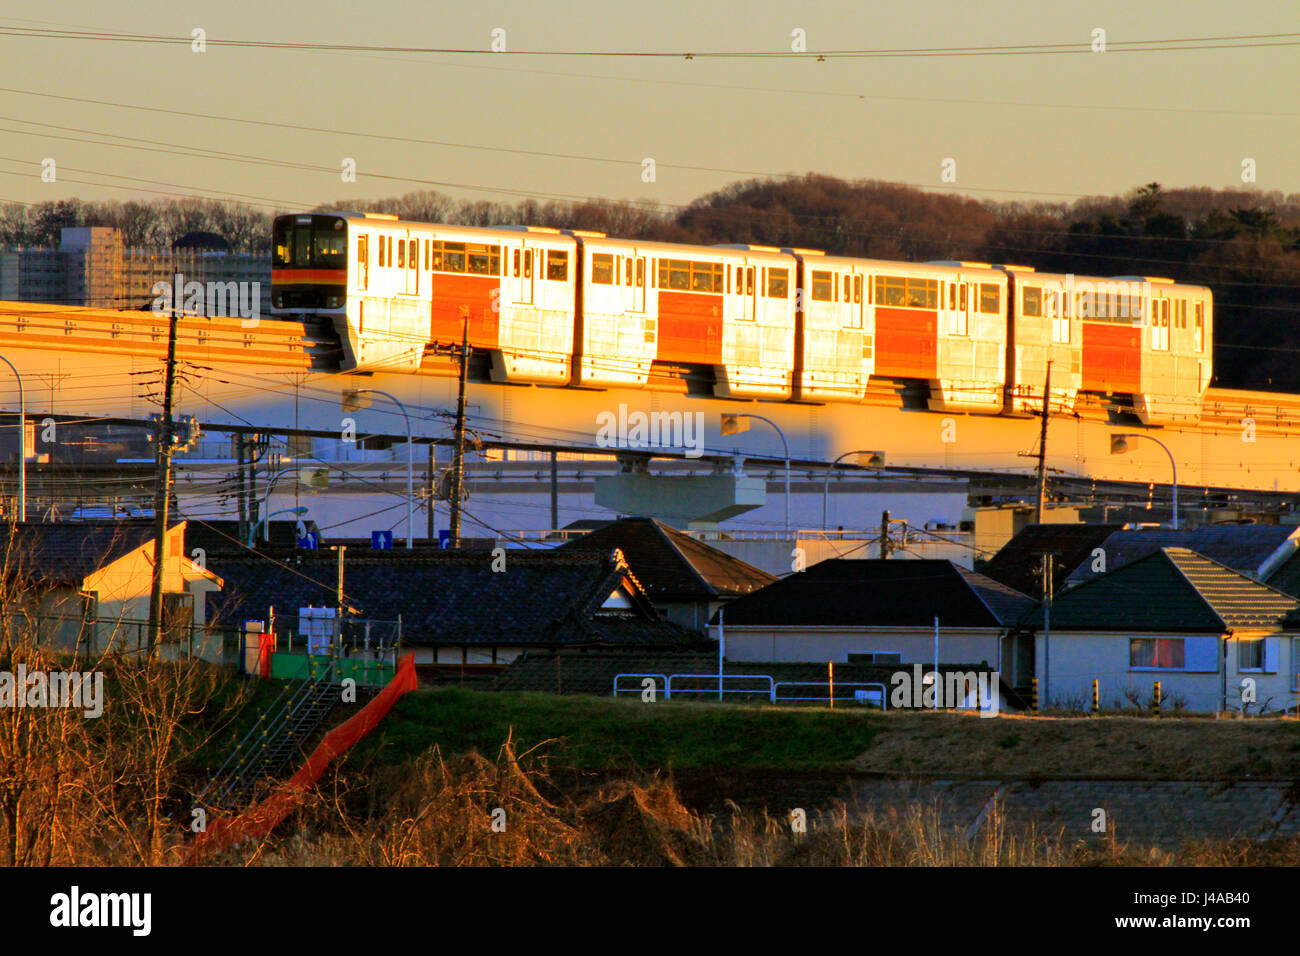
[558, 517, 775, 600]
[1063, 524, 1299, 586]
[1023, 547, 1300, 632]
[206, 548, 700, 648]
[716, 559, 1035, 628]
[978, 523, 1121, 597]
[0, 521, 160, 584]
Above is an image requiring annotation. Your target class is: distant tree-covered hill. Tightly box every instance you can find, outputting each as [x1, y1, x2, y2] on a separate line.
[3, 177, 1297, 389]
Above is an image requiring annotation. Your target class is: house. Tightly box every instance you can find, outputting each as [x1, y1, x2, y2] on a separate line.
[207, 547, 702, 671]
[1062, 523, 1300, 587]
[0, 521, 222, 654]
[713, 559, 1035, 677]
[1019, 547, 1300, 714]
[556, 517, 775, 632]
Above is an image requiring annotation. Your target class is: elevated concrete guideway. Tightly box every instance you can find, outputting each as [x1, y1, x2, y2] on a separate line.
[0, 302, 1296, 496]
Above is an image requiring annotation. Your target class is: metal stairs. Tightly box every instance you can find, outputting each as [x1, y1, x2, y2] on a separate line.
[199, 661, 342, 811]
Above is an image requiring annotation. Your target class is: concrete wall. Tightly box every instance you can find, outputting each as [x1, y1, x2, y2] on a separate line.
[720, 625, 1002, 667]
[1035, 628, 1300, 714]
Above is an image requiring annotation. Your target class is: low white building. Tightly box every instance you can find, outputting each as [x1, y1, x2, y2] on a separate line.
[1022, 547, 1300, 714]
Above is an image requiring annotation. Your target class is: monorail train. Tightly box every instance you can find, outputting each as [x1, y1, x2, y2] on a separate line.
[271, 212, 1213, 424]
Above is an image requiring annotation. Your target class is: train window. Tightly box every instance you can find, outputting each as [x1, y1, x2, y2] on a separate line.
[1022, 287, 1042, 317]
[1194, 303, 1204, 352]
[811, 270, 833, 302]
[592, 253, 614, 284]
[979, 283, 1000, 314]
[949, 284, 956, 310]
[636, 259, 644, 287]
[735, 266, 743, 292]
[746, 268, 754, 296]
[468, 248, 496, 275]
[397, 241, 405, 269]
[356, 236, 369, 290]
[853, 275, 862, 304]
[524, 250, 532, 278]
[625, 258, 633, 286]
[843, 275, 851, 303]
[873, 275, 938, 309]
[767, 268, 789, 298]
[378, 237, 386, 268]
[411, 240, 418, 267]
[658, 259, 722, 293]
[958, 283, 966, 312]
[546, 250, 569, 281]
[513, 249, 520, 277]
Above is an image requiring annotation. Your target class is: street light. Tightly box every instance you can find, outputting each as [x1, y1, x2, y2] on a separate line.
[0, 355, 25, 521]
[721, 413, 790, 534]
[1110, 432, 1178, 530]
[343, 388, 414, 549]
[821, 449, 886, 530]
[253, 466, 326, 544]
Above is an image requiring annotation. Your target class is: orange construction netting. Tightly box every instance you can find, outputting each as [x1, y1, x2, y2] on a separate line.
[185, 652, 419, 864]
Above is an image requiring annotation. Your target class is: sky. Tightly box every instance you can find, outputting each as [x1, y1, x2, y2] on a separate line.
[0, 0, 1295, 215]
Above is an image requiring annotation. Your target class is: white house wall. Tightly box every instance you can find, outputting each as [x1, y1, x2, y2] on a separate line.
[1035, 629, 1300, 714]
[721, 625, 1001, 666]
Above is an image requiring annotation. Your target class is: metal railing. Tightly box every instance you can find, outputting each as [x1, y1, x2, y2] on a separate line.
[612, 671, 888, 708]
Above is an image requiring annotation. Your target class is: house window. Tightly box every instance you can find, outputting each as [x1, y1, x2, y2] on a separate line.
[1130, 637, 1184, 669]
[1238, 637, 1277, 673]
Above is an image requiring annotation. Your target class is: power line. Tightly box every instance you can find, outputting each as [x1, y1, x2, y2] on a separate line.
[1, 26, 1296, 57]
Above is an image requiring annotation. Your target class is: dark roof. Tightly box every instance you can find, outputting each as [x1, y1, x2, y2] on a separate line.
[1064, 525, 1300, 586]
[1024, 547, 1300, 632]
[557, 517, 775, 601]
[0, 521, 160, 584]
[978, 523, 1121, 597]
[717, 559, 1034, 628]
[1263, 546, 1300, 599]
[207, 548, 699, 648]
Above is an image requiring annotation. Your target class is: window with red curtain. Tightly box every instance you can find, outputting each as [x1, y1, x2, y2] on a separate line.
[1130, 638, 1185, 669]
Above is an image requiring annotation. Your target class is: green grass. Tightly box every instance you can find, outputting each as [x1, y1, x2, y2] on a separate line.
[353, 687, 884, 772]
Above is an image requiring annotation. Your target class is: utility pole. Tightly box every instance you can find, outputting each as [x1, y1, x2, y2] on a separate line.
[448, 321, 469, 549]
[1034, 361, 1052, 524]
[427, 442, 436, 542]
[147, 309, 179, 656]
[235, 432, 246, 544]
[550, 449, 559, 531]
[1039, 551, 1056, 710]
[880, 509, 891, 559]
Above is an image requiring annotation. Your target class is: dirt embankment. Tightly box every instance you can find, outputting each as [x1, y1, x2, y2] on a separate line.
[852, 712, 1300, 779]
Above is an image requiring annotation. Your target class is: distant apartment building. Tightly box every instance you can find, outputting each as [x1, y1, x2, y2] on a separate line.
[0, 226, 270, 314]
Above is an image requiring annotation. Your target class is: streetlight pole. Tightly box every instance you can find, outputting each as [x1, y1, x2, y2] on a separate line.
[0, 356, 26, 522]
[821, 449, 886, 530]
[1110, 433, 1178, 530]
[722, 413, 790, 534]
[343, 388, 414, 549]
[254, 466, 302, 545]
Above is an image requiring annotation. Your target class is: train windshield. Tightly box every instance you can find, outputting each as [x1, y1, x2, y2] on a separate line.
[273, 215, 347, 269]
